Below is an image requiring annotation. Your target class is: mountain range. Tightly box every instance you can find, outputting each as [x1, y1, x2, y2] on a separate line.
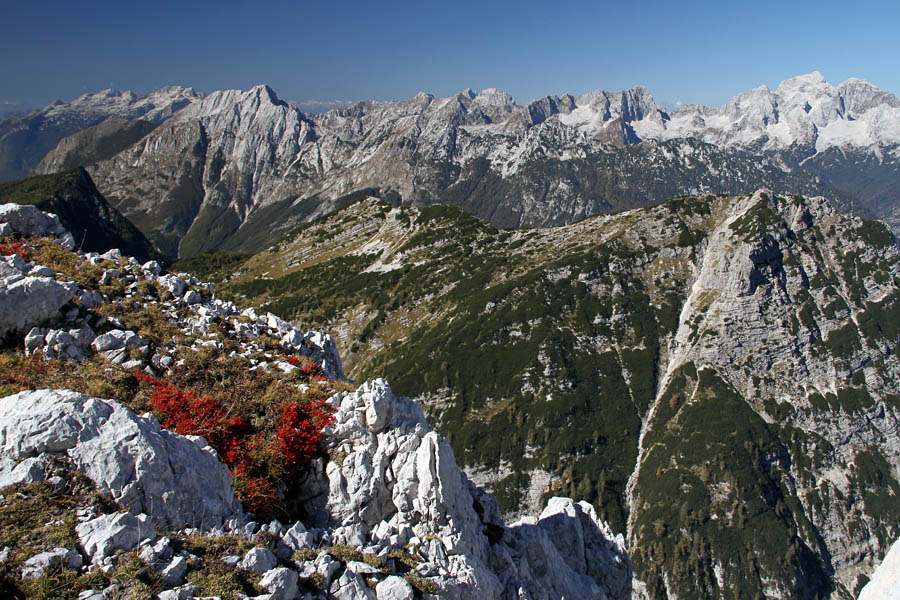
[2, 72, 900, 598]
[0, 72, 894, 259]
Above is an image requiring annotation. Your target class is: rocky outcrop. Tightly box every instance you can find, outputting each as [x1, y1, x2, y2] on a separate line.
[859, 536, 900, 599]
[0, 205, 78, 338]
[0, 389, 243, 529]
[299, 377, 632, 600]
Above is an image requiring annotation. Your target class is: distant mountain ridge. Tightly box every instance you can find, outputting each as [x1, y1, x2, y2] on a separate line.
[73, 73, 894, 258]
[0, 86, 202, 182]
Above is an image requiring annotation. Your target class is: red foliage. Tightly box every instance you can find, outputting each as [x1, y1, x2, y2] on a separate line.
[132, 370, 248, 449]
[0, 241, 29, 260]
[280, 353, 326, 380]
[133, 369, 334, 516]
[274, 393, 335, 476]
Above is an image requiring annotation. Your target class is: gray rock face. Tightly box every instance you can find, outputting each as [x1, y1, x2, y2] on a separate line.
[0, 389, 243, 529]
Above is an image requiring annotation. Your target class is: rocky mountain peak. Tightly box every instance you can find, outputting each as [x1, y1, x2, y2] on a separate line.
[473, 87, 515, 107]
[775, 70, 829, 95]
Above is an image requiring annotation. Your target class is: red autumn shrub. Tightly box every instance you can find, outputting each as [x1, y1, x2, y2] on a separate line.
[133, 368, 334, 516]
[0, 241, 29, 260]
[274, 393, 335, 476]
[280, 353, 326, 380]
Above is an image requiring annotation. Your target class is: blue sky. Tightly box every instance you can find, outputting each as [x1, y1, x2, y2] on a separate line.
[3, 0, 899, 112]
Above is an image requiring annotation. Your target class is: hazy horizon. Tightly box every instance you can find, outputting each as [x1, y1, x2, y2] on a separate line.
[3, 0, 899, 112]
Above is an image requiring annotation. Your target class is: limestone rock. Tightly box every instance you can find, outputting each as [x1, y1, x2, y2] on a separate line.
[0, 271, 77, 338]
[332, 570, 376, 600]
[258, 567, 299, 600]
[0, 389, 243, 529]
[859, 537, 900, 600]
[305, 378, 632, 600]
[76, 512, 155, 561]
[375, 576, 414, 600]
[240, 547, 278, 574]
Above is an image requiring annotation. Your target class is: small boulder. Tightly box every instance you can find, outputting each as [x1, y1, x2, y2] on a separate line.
[76, 512, 155, 561]
[332, 570, 376, 600]
[376, 575, 415, 600]
[21, 547, 82, 580]
[240, 547, 278, 574]
[258, 567, 299, 600]
[159, 555, 188, 588]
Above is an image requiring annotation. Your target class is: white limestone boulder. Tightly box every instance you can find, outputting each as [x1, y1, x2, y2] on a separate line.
[258, 567, 299, 600]
[0, 271, 77, 339]
[240, 547, 278, 574]
[375, 576, 414, 600]
[0, 389, 243, 529]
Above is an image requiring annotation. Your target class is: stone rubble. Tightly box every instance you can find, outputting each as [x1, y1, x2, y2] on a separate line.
[20, 547, 82, 580]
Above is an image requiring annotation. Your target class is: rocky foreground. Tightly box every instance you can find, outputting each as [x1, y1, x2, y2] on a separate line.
[0, 203, 631, 599]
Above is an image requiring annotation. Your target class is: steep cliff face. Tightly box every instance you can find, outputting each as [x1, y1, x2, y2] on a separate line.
[220, 190, 900, 598]
[83, 73, 900, 258]
[0, 169, 162, 263]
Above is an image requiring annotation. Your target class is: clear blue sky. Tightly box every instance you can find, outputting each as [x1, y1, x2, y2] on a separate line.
[3, 0, 899, 112]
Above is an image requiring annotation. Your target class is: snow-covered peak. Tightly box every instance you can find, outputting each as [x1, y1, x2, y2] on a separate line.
[639, 72, 900, 154]
[775, 71, 830, 97]
[559, 85, 664, 137]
